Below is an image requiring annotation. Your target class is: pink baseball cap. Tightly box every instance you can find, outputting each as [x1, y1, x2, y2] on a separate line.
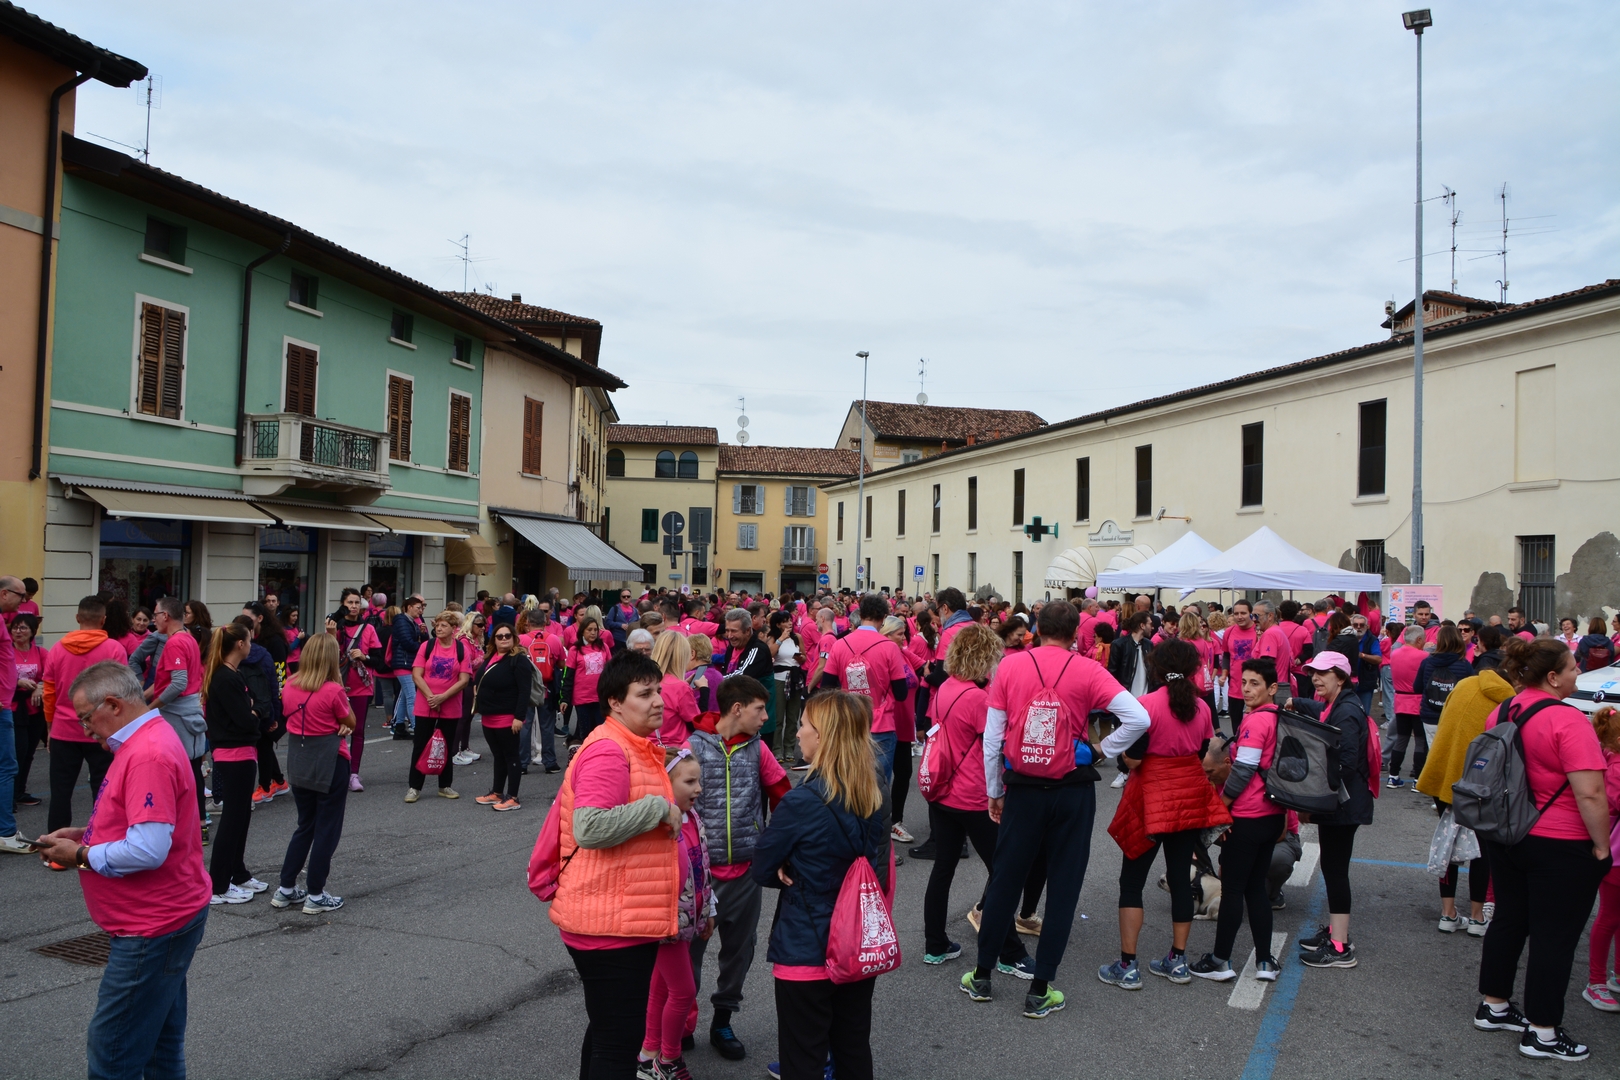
[1304, 650, 1352, 678]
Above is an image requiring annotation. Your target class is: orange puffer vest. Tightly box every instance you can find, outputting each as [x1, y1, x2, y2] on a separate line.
[550, 717, 680, 938]
[1107, 754, 1232, 861]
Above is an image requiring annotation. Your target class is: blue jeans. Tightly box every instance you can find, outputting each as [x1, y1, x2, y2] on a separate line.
[521, 702, 558, 771]
[392, 674, 415, 731]
[872, 730, 897, 787]
[0, 708, 15, 836]
[1357, 690, 1374, 717]
[87, 907, 207, 1080]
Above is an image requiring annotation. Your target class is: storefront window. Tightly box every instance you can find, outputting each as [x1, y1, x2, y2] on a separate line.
[368, 533, 413, 601]
[260, 527, 315, 621]
[99, 518, 189, 610]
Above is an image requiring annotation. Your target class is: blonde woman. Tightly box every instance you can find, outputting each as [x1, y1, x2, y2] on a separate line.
[1181, 610, 1219, 719]
[407, 610, 475, 802]
[752, 692, 889, 1080]
[652, 630, 697, 745]
[272, 633, 355, 914]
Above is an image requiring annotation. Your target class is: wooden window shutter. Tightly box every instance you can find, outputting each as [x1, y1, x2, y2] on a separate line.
[137, 303, 185, 419]
[137, 304, 164, 416]
[448, 394, 471, 472]
[158, 309, 184, 419]
[284, 344, 317, 415]
[388, 376, 412, 460]
[522, 398, 543, 474]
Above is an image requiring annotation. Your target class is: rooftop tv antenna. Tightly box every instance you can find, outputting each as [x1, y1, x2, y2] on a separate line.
[1495, 184, 1509, 303]
[1441, 186, 1460, 293]
[736, 397, 750, 445]
[450, 234, 473, 291]
[88, 74, 159, 163]
[916, 358, 929, 406]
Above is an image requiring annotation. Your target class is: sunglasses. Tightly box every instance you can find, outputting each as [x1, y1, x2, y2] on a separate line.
[493, 632, 514, 640]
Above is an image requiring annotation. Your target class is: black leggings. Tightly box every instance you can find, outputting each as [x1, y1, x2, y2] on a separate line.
[1119, 828, 1198, 923]
[1441, 853, 1490, 902]
[892, 739, 913, 825]
[257, 732, 285, 788]
[209, 759, 257, 894]
[775, 976, 875, 1080]
[1316, 822, 1358, 916]
[483, 723, 522, 799]
[13, 709, 45, 793]
[48, 738, 113, 832]
[409, 717, 459, 790]
[568, 942, 658, 1080]
[923, 802, 1025, 961]
[1214, 814, 1283, 962]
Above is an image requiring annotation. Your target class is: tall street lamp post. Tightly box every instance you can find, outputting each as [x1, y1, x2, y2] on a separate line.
[1403, 8, 1432, 583]
[855, 351, 869, 592]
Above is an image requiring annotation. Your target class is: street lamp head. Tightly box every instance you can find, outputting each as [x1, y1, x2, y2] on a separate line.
[856, 351, 869, 359]
[1402, 9, 1432, 33]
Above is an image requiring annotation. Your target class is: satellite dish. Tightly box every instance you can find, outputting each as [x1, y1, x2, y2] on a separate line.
[916, 393, 929, 405]
[737, 431, 751, 444]
[737, 415, 750, 429]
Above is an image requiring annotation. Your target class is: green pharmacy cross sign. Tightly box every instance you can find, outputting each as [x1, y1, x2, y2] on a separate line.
[1024, 516, 1058, 543]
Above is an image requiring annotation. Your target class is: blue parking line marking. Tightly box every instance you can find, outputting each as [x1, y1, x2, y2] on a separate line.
[1239, 878, 1324, 1080]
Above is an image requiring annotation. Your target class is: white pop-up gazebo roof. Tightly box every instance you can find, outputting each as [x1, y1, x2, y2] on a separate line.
[1095, 531, 1221, 591]
[1154, 526, 1382, 593]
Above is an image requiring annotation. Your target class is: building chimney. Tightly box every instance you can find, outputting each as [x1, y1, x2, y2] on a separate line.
[511, 293, 522, 303]
[966, 433, 976, 446]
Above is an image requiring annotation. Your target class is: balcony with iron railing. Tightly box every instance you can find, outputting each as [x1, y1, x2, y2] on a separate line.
[241, 413, 391, 500]
[781, 545, 818, 566]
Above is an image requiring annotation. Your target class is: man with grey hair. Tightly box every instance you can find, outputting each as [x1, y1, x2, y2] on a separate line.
[721, 608, 774, 685]
[626, 627, 656, 656]
[35, 661, 210, 1079]
[0, 575, 27, 852]
[1252, 600, 1293, 686]
[1385, 623, 1431, 788]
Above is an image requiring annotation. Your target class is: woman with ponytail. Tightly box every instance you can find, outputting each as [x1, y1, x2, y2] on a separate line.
[1102, 638, 1229, 990]
[203, 623, 267, 905]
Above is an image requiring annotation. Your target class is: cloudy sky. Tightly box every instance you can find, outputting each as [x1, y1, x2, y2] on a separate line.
[47, 1, 1619, 448]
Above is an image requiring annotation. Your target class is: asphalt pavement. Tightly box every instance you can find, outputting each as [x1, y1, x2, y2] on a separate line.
[4, 711, 1617, 1079]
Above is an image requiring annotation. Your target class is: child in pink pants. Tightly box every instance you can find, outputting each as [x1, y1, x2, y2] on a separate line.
[1584, 708, 1620, 1012]
[640, 751, 714, 1079]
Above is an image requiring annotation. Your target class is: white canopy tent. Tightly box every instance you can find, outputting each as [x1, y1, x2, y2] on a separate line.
[1042, 546, 1098, 590]
[1154, 526, 1383, 593]
[1094, 532, 1221, 591]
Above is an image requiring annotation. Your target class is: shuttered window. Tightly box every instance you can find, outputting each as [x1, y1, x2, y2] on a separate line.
[137, 303, 185, 420]
[284, 343, 318, 415]
[521, 397, 543, 475]
[387, 375, 413, 461]
[447, 392, 472, 472]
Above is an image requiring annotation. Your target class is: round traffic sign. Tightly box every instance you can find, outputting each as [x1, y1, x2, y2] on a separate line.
[661, 511, 685, 535]
[817, 562, 829, 573]
[855, 565, 865, 579]
[817, 573, 830, 586]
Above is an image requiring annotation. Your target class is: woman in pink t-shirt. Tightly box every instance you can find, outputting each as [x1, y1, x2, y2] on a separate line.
[10, 613, 47, 805]
[1190, 657, 1284, 984]
[652, 630, 698, 747]
[333, 589, 382, 791]
[409, 610, 475, 800]
[1476, 638, 1611, 1056]
[564, 617, 614, 753]
[273, 633, 355, 914]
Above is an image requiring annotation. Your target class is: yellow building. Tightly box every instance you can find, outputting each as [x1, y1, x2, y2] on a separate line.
[714, 445, 860, 596]
[602, 425, 720, 589]
[0, 7, 146, 583]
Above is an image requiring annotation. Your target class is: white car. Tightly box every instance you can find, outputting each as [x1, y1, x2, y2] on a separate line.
[1569, 660, 1620, 717]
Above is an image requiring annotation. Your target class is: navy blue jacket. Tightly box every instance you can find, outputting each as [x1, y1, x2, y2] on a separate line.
[389, 613, 424, 671]
[1414, 651, 1475, 723]
[751, 774, 890, 967]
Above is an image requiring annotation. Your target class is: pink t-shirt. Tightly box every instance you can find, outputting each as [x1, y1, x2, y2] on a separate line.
[1222, 625, 1258, 671]
[283, 681, 355, 759]
[413, 640, 475, 718]
[13, 643, 45, 713]
[79, 715, 210, 937]
[559, 736, 667, 950]
[929, 677, 991, 812]
[986, 646, 1125, 750]
[1142, 687, 1214, 758]
[1229, 705, 1280, 819]
[1185, 637, 1217, 693]
[568, 640, 614, 705]
[1485, 689, 1607, 841]
[822, 628, 907, 734]
[213, 745, 258, 762]
[1390, 645, 1426, 715]
[152, 630, 202, 702]
[1077, 612, 1098, 657]
[43, 635, 129, 742]
[658, 673, 699, 746]
[336, 622, 382, 698]
[1255, 624, 1293, 668]
[116, 631, 147, 659]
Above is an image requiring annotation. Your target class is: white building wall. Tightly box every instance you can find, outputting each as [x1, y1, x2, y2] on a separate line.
[202, 523, 257, 615]
[42, 484, 95, 644]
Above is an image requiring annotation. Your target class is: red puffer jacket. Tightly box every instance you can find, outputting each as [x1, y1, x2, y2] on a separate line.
[1107, 753, 1232, 860]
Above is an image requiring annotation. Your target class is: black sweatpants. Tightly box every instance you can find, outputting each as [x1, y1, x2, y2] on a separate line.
[1213, 814, 1283, 962]
[892, 738, 913, 826]
[483, 723, 522, 799]
[1479, 836, 1611, 1027]
[975, 781, 1096, 982]
[1316, 822, 1359, 915]
[14, 709, 45, 794]
[774, 976, 875, 1080]
[257, 732, 285, 788]
[209, 759, 257, 894]
[279, 755, 350, 894]
[48, 738, 113, 831]
[408, 716, 458, 790]
[923, 801, 1026, 961]
[567, 941, 658, 1080]
[1119, 828, 1198, 923]
[1440, 850, 1490, 902]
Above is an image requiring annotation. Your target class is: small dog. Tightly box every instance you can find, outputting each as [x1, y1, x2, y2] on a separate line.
[1158, 865, 1222, 919]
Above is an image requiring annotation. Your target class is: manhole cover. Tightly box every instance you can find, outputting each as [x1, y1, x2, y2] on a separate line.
[35, 931, 112, 967]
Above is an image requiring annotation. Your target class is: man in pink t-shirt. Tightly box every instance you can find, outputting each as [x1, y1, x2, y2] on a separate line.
[35, 661, 209, 1080]
[148, 598, 207, 766]
[819, 593, 908, 783]
[41, 595, 128, 832]
[1253, 602, 1295, 685]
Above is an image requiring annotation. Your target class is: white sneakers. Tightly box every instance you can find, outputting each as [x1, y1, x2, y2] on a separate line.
[1438, 914, 1467, 933]
[891, 823, 915, 844]
[404, 788, 420, 803]
[1110, 772, 1128, 789]
[0, 833, 37, 854]
[211, 884, 254, 905]
[451, 750, 479, 766]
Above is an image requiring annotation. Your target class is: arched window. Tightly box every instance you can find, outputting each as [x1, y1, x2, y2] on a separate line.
[655, 450, 676, 478]
[606, 448, 625, 477]
[678, 451, 699, 479]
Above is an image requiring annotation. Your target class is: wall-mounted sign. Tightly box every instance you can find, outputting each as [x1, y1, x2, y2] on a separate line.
[1087, 519, 1133, 547]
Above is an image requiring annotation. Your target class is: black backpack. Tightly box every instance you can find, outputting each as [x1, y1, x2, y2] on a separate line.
[1421, 665, 1464, 717]
[1262, 708, 1343, 815]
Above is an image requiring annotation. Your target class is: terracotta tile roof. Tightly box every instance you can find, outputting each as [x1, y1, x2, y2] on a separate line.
[442, 291, 599, 327]
[0, 1, 148, 86]
[718, 445, 864, 477]
[608, 424, 719, 446]
[851, 401, 1046, 443]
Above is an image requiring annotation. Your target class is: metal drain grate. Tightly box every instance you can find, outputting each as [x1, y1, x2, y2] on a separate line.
[35, 931, 112, 967]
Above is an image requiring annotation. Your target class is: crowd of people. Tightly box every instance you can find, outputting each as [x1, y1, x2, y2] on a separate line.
[2, 572, 1617, 1078]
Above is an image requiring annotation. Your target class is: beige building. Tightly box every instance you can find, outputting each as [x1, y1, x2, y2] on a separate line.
[602, 425, 721, 588]
[824, 281, 1620, 623]
[0, 9, 146, 582]
[714, 446, 860, 596]
[835, 401, 1046, 469]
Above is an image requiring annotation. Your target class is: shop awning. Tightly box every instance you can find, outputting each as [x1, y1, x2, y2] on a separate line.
[500, 514, 643, 581]
[364, 514, 468, 538]
[445, 532, 497, 576]
[79, 487, 277, 526]
[254, 504, 383, 532]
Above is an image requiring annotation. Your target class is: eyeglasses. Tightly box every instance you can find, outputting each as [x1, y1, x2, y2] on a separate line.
[0, 587, 25, 599]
